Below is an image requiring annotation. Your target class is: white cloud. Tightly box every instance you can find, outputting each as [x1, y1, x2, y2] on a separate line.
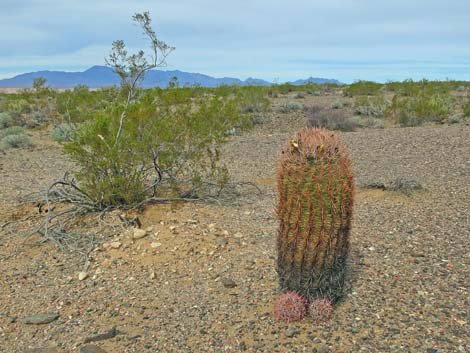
[0, 0, 469, 81]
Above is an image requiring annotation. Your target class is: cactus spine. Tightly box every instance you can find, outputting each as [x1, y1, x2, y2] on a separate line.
[277, 128, 354, 302]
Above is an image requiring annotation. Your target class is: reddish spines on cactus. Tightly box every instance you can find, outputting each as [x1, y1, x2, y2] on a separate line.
[274, 291, 308, 322]
[309, 298, 334, 323]
[276, 128, 354, 302]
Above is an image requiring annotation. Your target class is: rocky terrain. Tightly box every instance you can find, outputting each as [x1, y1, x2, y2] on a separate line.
[0, 93, 469, 353]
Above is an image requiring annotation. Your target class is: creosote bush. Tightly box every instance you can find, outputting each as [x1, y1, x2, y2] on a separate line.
[65, 89, 251, 206]
[354, 95, 390, 117]
[386, 92, 452, 126]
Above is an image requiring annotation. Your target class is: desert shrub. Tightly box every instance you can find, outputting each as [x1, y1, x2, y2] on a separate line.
[51, 123, 76, 142]
[278, 101, 302, 113]
[330, 100, 343, 109]
[0, 112, 14, 128]
[237, 87, 270, 113]
[55, 85, 121, 124]
[308, 107, 358, 132]
[387, 92, 452, 126]
[294, 92, 305, 99]
[303, 105, 323, 115]
[463, 101, 470, 117]
[308, 90, 321, 96]
[448, 115, 461, 124]
[343, 80, 383, 96]
[0, 126, 25, 137]
[350, 115, 385, 129]
[6, 98, 31, 117]
[64, 89, 251, 206]
[1, 133, 32, 149]
[354, 95, 390, 117]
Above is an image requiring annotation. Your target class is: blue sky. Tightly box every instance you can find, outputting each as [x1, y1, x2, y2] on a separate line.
[1, 0, 469, 83]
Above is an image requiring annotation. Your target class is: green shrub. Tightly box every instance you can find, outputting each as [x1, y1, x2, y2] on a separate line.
[387, 92, 452, 126]
[463, 101, 470, 117]
[51, 123, 76, 142]
[448, 115, 461, 124]
[237, 87, 270, 113]
[278, 101, 302, 113]
[308, 90, 321, 96]
[0, 126, 25, 137]
[330, 100, 343, 109]
[343, 80, 383, 96]
[354, 95, 390, 117]
[1, 134, 32, 149]
[64, 89, 251, 206]
[0, 112, 14, 128]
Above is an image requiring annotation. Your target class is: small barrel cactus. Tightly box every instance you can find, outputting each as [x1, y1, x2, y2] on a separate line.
[274, 291, 308, 322]
[309, 298, 334, 323]
[277, 128, 354, 302]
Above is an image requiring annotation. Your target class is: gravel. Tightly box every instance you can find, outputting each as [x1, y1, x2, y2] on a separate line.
[0, 117, 469, 352]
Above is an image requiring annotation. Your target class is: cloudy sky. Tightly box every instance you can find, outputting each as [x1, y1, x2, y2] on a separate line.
[1, 0, 469, 83]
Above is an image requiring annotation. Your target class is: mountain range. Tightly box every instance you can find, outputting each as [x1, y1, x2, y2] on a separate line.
[0, 66, 341, 88]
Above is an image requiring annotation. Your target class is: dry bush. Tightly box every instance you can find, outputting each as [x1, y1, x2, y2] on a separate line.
[307, 107, 358, 132]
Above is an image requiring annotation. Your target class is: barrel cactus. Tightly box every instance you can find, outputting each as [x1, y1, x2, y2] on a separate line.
[277, 128, 354, 302]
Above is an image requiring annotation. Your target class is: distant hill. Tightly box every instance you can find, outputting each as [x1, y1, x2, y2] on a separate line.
[289, 77, 342, 85]
[0, 66, 341, 88]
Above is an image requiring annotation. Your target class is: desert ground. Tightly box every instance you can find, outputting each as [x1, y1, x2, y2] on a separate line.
[0, 91, 469, 353]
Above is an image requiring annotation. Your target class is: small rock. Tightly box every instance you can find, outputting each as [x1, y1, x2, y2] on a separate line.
[145, 226, 154, 232]
[150, 242, 162, 248]
[234, 232, 243, 239]
[133, 229, 147, 240]
[285, 327, 300, 338]
[149, 271, 156, 280]
[368, 246, 375, 251]
[78, 272, 88, 281]
[109, 241, 122, 249]
[80, 345, 108, 353]
[221, 277, 237, 288]
[20, 312, 59, 325]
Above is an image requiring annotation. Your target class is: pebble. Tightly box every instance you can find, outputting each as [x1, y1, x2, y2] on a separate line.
[285, 327, 300, 338]
[151, 242, 162, 248]
[133, 229, 147, 240]
[109, 241, 122, 249]
[234, 232, 243, 239]
[221, 277, 237, 288]
[78, 272, 88, 281]
[20, 312, 59, 325]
